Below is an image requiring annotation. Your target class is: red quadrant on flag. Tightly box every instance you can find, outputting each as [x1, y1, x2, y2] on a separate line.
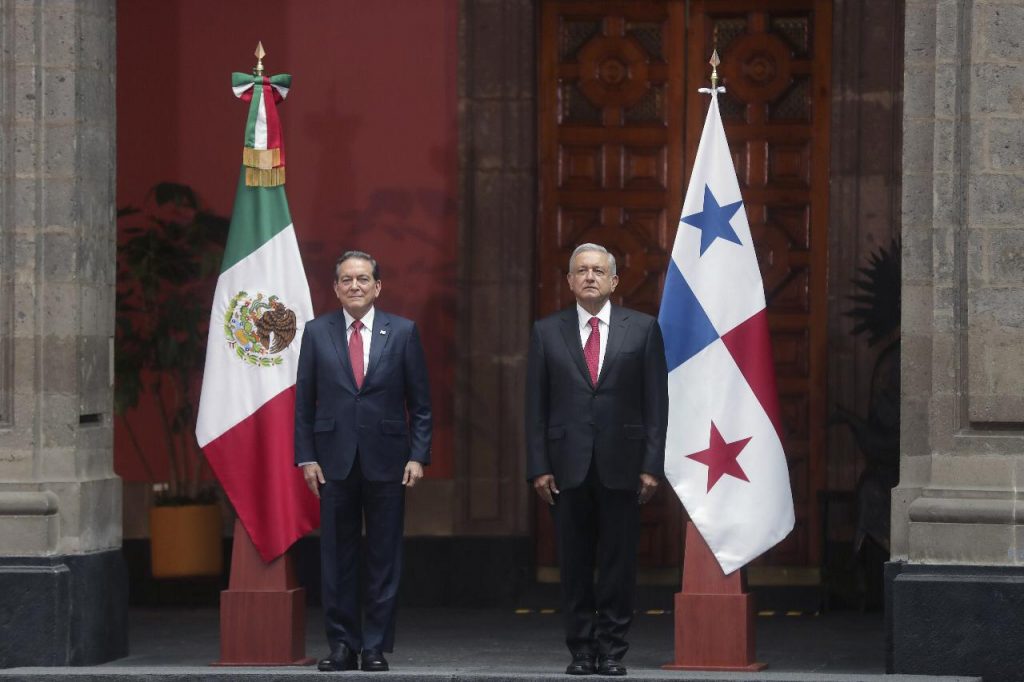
[720, 308, 784, 440]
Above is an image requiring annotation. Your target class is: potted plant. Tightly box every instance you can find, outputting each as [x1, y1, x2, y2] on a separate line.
[115, 183, 230, 578]
[833, 237, 900, 609]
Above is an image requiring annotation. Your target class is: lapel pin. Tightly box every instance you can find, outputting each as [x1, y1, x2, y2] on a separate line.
[379, 329, 387, 335]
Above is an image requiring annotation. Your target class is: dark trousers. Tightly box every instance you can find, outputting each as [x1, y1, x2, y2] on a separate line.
[551, 461, 640, 660]
[320, 455, 405, 653]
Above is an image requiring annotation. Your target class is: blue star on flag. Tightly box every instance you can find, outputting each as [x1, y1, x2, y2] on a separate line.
[682, 185, 744, 256]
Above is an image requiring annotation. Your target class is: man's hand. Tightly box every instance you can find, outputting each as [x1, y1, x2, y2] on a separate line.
[403, 461, 424, 487]
[533, 474, 560, 505]
[302, 462, 325, 498]
[638, 473, 659, 504]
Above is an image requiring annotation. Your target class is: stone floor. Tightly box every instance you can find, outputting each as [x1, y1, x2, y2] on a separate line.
[0, 608, 980, 681]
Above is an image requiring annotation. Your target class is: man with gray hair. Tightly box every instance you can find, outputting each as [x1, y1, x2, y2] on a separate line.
[295, 250, 432, 672]
[526, 243, 668, 676]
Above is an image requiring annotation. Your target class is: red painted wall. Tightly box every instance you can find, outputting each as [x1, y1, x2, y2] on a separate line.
[116, 0, 458, 481]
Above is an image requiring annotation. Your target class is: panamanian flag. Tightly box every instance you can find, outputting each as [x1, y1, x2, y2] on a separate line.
[195, 71, 319, 562]
[659, 87, 794, 575]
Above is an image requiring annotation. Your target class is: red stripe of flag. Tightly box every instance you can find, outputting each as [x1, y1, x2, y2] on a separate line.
[720, 308, 784, 440]
[203, 386, 318, 562]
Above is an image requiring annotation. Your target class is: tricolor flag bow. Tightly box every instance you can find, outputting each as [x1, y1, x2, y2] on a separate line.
[195, 68, 317, 562]
[231, 71, 291, 187]
[658, 87, 795, 575]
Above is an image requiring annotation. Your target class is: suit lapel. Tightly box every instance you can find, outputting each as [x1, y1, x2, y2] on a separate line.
[596, 305, 628, 388]
[327, 310, 358, 391]
[559, 308, 593, 387]
[363, 311, 392, 386]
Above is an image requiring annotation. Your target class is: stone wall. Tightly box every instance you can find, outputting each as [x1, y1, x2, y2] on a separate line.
[890, 0, 1024, 679]
[827, 0, 904, 493]
[0, 0, 125, 666]
[896, 0, 1024, 568]
[454, 0, 535, 536]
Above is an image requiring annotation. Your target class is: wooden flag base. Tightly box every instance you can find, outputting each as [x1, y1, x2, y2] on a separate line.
[662, 522, 766, 671]
[214, 519, 315, 666]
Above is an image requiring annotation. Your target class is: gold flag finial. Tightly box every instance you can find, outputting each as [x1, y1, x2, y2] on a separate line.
[254, 41, 266, 76]
[709, 49, 721, 90]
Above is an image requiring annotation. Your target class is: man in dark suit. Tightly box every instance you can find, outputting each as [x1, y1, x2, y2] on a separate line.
[526, 243, 668, 677]
[295, 250, 432, 673]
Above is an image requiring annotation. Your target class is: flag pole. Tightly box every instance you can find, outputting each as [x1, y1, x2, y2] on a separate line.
[662, 50, 767, 672]
[212, 43, 315, 668]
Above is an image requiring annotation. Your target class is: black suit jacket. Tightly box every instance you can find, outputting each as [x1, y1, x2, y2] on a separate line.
[294, 308, 432, 481]
[525, 305, 668, 491]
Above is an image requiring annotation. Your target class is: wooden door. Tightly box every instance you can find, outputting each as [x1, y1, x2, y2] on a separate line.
[536, 0, 686, 576]
[686, 0, 831, 567]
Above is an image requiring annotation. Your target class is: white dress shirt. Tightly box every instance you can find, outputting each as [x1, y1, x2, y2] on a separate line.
[343, 306, 375, 372]
[577, 301, 610, 377]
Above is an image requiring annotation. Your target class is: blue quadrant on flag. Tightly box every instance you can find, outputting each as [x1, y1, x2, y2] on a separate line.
[659, 260, 720, 371]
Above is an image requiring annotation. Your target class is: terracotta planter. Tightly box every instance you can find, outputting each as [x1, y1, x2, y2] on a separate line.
[149, 503, 223, 578]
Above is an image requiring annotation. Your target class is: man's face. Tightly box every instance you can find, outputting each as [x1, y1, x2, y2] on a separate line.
[333, 257, 381, 318]
[567, 250, 618, 308]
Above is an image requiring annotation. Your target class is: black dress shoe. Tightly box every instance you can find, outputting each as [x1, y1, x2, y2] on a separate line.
[317, 644, 358, 671]
[361, 648, 389, 672]
[566, 651, 596, 675]
[597, 657, 627, 676]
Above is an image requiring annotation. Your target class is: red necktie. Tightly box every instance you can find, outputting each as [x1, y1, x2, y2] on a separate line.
[349, 319, 364, 388]
[583, 317, 600, 385]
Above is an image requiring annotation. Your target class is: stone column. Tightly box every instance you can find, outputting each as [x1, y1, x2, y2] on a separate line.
[890, 1, 1024, 680]
[0, 0, 125, 666]
[827, 0, 904, 492]
[454, 0, 535, 537]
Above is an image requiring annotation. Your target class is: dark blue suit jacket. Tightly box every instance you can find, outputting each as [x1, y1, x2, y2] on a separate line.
[294, 308, 432, 481]
[525, 305, 668, 491]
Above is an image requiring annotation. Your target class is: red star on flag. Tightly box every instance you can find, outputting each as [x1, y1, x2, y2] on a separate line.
[687, 422, 752, 492]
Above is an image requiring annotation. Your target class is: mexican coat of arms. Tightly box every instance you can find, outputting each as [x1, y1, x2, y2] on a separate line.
[225, 291, 297, 366]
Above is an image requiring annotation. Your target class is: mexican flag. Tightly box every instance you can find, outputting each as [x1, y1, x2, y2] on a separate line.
[195, 71, 319, 562]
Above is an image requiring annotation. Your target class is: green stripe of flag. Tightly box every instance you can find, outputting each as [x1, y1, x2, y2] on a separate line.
[220, 169, 293, 273]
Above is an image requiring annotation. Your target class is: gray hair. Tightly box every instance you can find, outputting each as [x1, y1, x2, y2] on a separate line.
[335, 251, 380, 281]
[569, 243, 617, 276]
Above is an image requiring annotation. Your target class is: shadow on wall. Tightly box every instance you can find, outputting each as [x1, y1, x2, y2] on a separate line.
[828, 237, 900, 611]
